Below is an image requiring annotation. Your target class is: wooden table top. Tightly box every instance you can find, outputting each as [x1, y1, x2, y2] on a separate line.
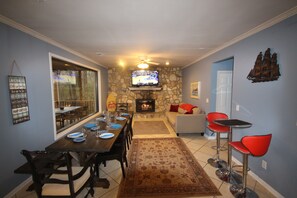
[46, 114, 129, 153]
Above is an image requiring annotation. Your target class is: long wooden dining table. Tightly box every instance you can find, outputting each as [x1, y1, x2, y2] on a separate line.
[45, 112, 131, 188]
[46, 118, 127, 153]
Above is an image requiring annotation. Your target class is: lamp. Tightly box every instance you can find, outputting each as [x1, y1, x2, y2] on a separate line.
[137, 62, 149, 69]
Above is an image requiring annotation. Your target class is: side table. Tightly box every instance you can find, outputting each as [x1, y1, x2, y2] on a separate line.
[213, 119, 252, 184]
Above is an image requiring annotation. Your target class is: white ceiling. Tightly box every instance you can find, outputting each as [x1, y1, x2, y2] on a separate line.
[1, 0, 297, 68]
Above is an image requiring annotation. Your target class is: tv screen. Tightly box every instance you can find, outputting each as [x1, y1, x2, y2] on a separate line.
[131, 70, 159, 86]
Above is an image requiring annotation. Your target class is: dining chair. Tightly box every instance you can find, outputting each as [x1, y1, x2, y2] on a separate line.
[95, 124, 129, 178]
[127, 112, 134, 146]
[21, 150, 95, 198]
[116, 103, 128, 112]
[206, 112, 230, 168]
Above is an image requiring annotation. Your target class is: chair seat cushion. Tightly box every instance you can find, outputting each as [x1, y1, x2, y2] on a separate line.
[229, 141, 250, 154]
[42, 166, 90, 196]
[208, 124, 230, 133]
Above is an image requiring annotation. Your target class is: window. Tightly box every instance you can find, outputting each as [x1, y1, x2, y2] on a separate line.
[52, 57, 98, 133]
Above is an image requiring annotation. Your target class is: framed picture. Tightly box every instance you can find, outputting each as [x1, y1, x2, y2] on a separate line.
[190, 81, 201, 99]
[8, 75, 30, 124]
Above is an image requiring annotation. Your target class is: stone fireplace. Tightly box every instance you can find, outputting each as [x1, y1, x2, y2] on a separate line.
[108, 66, 182, 116]
[136, 99, 155, 112]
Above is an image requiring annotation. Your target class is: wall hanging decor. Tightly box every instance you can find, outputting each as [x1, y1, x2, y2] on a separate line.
[247, 48, 281, 83]
[8, 61, 30, 124]
[190, 81, 201, 99]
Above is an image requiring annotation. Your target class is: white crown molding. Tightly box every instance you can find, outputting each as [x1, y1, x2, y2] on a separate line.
[183, 6, 297, 69]
[0, 14, 108, 69]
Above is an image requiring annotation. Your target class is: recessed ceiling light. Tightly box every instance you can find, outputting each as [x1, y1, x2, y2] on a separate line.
[137, 63, 149, 69]
[165, 61, 170, 65]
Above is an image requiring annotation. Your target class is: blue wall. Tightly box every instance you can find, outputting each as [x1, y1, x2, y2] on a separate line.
[182, 15, 297, 197]
[0, 23, 108, 196]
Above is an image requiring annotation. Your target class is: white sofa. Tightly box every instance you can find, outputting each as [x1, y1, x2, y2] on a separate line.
[165, 105, 206, 135]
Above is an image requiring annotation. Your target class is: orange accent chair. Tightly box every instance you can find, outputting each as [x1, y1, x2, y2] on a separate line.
[229, 134, 272, 197]
[206, 112, 230, 168]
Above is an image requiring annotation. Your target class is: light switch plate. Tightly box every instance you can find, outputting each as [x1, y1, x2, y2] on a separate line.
[236, 105, 240, 111]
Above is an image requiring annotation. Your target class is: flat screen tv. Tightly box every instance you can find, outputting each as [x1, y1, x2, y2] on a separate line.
[131, 70, 159, 86]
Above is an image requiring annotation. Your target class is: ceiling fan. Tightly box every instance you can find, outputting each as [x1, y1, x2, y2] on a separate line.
[137, 56, 160, 69]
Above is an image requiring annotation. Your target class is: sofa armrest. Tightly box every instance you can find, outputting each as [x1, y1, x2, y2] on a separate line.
[176, 114, 206, 133]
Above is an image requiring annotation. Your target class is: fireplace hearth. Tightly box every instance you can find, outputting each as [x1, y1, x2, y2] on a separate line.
[136, 99, 155, 113]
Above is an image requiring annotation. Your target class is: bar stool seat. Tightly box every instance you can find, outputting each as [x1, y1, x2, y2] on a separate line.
[229, 134, 272, 198]
[206, 112, 230, 168]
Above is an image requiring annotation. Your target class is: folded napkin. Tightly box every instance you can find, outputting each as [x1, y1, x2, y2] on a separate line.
[109, 123, 122, 129]
[84, 123, 97, 129]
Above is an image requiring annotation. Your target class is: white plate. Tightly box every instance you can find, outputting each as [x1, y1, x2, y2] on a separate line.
[73, 137, 85, 143]
[116, 116, 126, 121]
[99, 132, 114, 139]
[67, 132, 83, 139]
[96, 117, 106, 122]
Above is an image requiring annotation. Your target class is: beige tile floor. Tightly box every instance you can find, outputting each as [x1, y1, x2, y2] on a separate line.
[13, 118, 276, 198]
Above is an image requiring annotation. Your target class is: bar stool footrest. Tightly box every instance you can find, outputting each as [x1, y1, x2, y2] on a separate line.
[230, 184, 259, 198]
[207, 158, 227, 168]
[216, 168, 243, 184]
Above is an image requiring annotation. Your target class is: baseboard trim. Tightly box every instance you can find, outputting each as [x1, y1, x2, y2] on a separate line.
[4, 177, 32, 198]
[232, 157, 284, 198]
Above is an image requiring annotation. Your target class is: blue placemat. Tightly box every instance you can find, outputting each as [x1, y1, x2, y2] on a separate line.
[110, 123, 122, 129]
[84, 123, 97, 129]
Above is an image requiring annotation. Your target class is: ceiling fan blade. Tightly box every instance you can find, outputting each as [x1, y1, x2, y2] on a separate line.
[146, 61, 160, 65]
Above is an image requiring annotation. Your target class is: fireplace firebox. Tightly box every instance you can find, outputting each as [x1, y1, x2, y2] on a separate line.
[136, 99, 155, 113]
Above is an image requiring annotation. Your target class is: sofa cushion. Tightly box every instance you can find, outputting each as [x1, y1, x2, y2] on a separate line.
[165, 111, 178, 127]
[169, 104, 179, 112]
[178, 107, 188, 114]
[192, 107, 201, 114]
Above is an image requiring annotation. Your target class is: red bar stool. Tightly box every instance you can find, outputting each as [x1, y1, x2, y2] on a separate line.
[229, 134, 272, 198]
[206, 112, 230, 168]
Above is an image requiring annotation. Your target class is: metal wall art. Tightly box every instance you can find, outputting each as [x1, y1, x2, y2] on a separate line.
[247, 48, 281, 83]
[8, 75, 30, 124]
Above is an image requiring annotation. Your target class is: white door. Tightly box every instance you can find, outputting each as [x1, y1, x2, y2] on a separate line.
[216, 71, 233, 138]
[216, 71, 233, 116]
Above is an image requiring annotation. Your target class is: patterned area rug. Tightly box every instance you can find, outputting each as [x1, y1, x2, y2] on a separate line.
[118, 138, 221, 198]
[133, 121, 170, 135]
